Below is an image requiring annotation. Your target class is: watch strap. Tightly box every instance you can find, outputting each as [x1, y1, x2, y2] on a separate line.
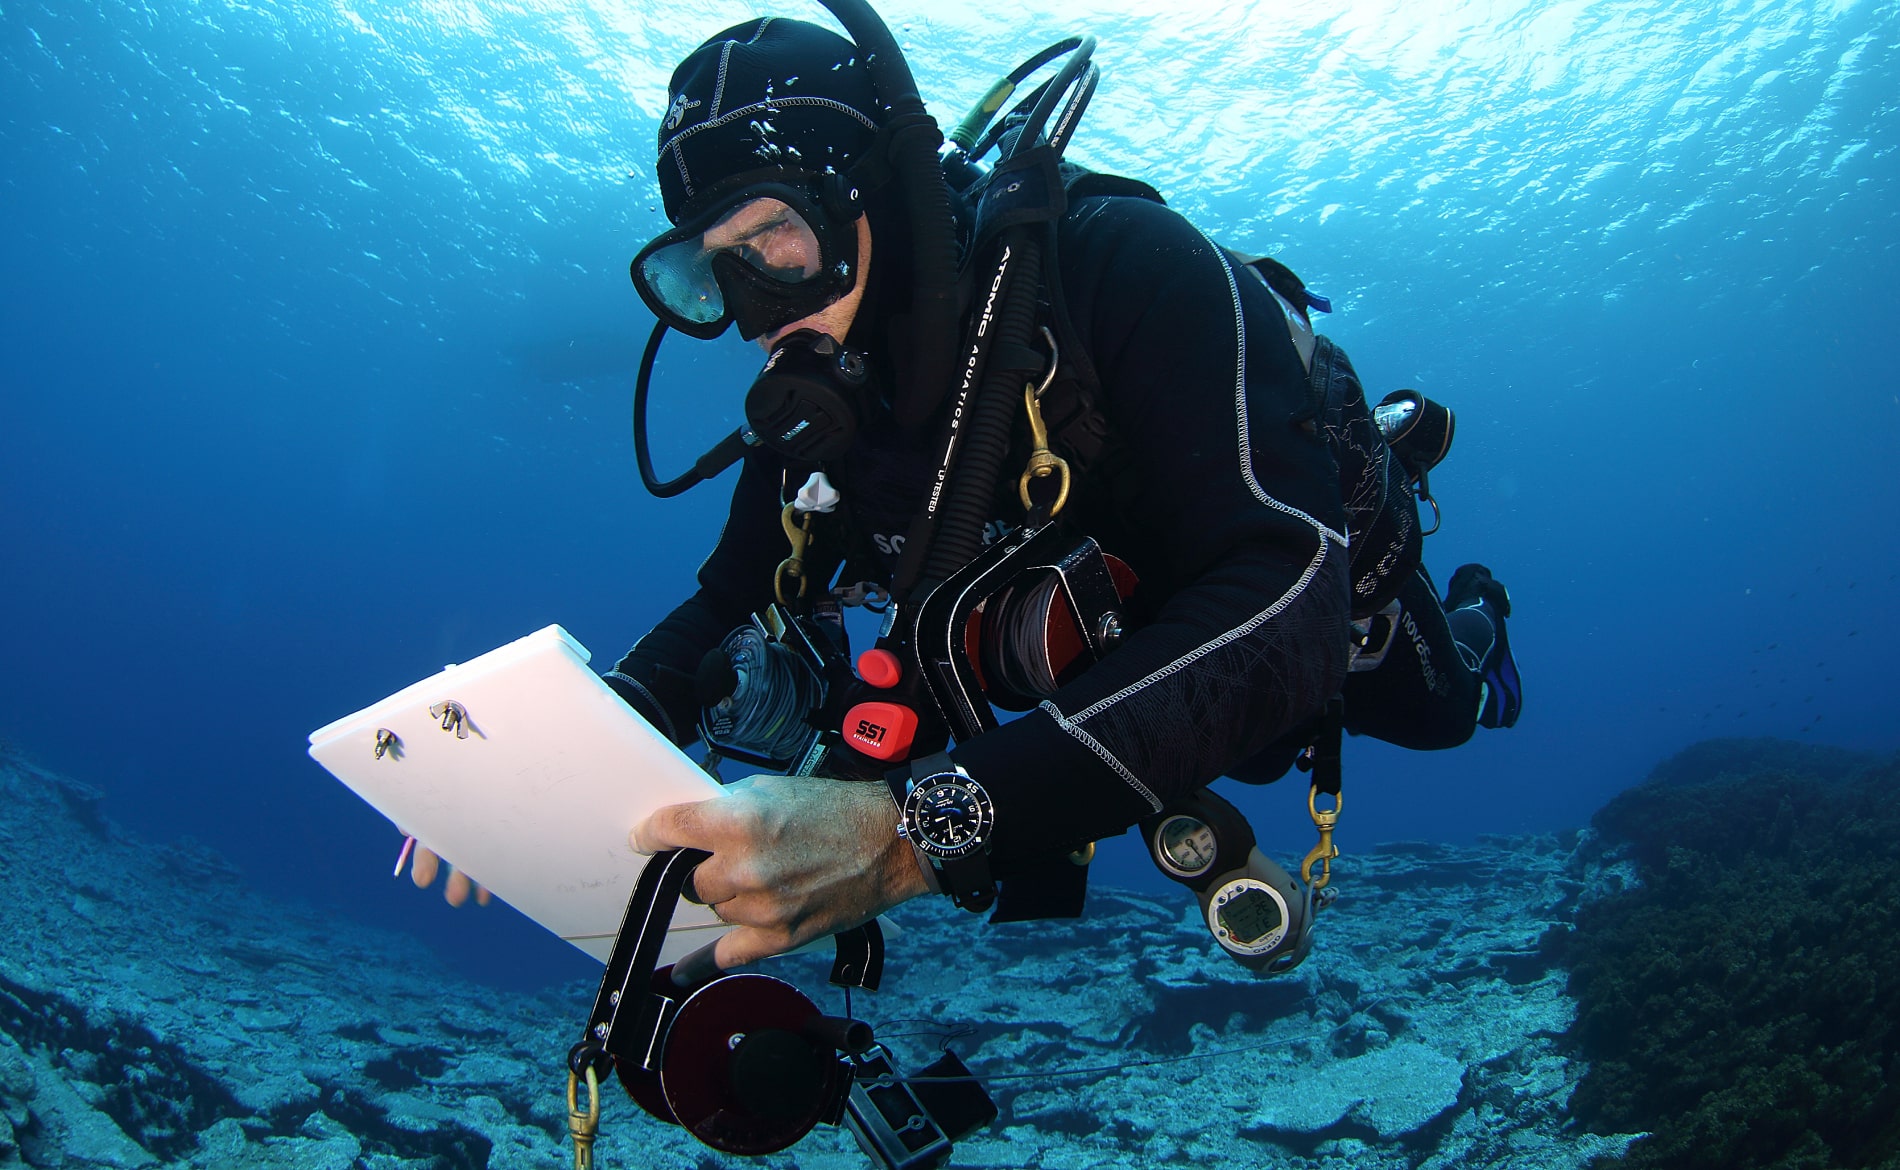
[907, 751, 958, 783]
[939, 852, 995, 914]
[882, 751, 950, 807]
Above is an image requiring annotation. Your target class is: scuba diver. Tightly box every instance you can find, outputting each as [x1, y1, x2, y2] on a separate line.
[400, 11, 1524, 1164]
[586, 14, 1522, 977]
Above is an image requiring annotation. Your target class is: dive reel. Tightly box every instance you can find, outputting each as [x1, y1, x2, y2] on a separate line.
[568, 850, 996, 1168]
[845, 519, 1137, 764]
[695, 603, 871, 778]
[1143, 788, 1329, 975]
[698, 519, 1136, 780]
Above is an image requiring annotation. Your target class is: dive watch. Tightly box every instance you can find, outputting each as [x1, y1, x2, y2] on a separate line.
[889, 754, 996, 913]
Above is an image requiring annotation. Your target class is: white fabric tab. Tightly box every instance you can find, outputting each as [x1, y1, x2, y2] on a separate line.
[794, 471, 841, 513]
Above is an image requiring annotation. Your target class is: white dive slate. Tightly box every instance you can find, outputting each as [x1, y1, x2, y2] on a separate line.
[308, 624, 730, 968]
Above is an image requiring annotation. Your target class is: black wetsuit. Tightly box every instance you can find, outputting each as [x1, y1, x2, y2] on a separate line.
[608, 193, 1479, 877]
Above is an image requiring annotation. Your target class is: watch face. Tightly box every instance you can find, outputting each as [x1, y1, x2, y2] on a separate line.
[905, 777, 993, 858]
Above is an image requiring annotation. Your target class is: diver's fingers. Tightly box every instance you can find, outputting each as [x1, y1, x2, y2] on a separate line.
[411, 846, 441, 889]
[629, 797, 726, 855]
[711, 922, 797, 972]
[444, 866, 472, 907]
[474, 884, 491, 907]
[680, 855, 753, 907]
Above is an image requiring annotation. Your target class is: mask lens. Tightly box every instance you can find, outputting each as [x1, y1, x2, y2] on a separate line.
[636, 196, 831, 330]
[704, 197, 825, 284]
[638, 237, 726, 327]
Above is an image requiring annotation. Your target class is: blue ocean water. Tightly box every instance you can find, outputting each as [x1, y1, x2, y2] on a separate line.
[1, 0, 1895, 1000]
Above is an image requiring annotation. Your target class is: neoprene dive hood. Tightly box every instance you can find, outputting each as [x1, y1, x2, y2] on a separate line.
[631, 1, 963, 498]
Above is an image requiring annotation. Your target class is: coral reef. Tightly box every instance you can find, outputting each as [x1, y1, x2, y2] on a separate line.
[1556, 738, 1900, 1170]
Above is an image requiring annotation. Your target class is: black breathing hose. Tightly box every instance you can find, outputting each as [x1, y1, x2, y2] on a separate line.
[968, 38, 1095, 164]
[1048, 65, 1099, 156]
[813, 0, 962, 435]
[806, 5, 1084, 598]
[1002, 37, 1096, 162]
[889, 119, 962, 434]
[1008, 37, 1086, 86]
[918, 230, 1044, 582]
[634, 320, 754, 499]
[914, 37, 1096, 580]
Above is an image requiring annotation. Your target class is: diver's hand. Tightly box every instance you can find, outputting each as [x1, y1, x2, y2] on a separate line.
[630, 775, 930, 973]
[405, 843, 492, 908]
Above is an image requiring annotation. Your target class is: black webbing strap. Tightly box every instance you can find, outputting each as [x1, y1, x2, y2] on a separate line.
[1306, 697, 1345, 799]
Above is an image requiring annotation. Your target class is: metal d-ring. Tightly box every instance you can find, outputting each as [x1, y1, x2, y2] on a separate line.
[373, 729, 403, 760]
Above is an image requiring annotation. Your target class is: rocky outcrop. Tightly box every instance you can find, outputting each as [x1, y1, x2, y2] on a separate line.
[1556, 739, 1900, 1170]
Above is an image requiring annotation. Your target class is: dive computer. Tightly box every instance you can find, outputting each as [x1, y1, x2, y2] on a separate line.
[1142, 788, 1319, 975]
[889, 754, 996, 913]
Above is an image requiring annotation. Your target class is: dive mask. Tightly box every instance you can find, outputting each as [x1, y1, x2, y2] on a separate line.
[631, 175, 863, 341]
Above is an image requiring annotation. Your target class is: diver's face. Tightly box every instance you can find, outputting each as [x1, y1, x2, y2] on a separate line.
[701, 197, 827, 283]
[760, 213, 872, 350]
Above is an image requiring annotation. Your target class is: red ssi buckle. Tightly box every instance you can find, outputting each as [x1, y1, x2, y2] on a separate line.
[843, 701, 917, 760]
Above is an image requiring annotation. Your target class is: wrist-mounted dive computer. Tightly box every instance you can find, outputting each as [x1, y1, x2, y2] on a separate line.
[888, 753, 996, 913]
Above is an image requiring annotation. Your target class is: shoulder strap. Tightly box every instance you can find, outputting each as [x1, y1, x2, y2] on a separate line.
[1023, 165, 1164, 482]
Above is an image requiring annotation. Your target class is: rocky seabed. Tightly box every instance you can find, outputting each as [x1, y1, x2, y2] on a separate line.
[0, 749, 1642, 1170]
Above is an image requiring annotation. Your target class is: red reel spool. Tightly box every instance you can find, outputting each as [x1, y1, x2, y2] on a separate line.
[619, 972, 845, 1156]
[967, 554, 1137, 708]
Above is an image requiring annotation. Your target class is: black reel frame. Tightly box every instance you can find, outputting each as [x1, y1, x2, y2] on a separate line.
[905, 520, 1129, 742]
[570, 847, 993, 1166]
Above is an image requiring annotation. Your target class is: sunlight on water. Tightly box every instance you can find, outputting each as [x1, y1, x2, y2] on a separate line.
[4, 0, 1892, 364]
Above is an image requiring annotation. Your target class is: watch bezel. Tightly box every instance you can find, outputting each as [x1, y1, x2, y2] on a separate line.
[901, 772, 994, 860]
